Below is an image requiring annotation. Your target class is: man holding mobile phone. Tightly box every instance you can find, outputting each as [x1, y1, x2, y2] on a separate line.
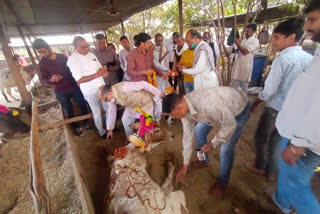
[92, 34, 121, 85]
[32, 39, 92, 136]
[68, 36, 110, 138]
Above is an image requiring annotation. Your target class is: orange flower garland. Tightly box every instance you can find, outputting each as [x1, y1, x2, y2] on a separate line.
[147, 69, 157, 88]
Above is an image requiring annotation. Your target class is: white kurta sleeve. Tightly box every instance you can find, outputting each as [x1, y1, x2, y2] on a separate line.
[246, 38, 259, 53]
[154, 59, 169, 72]
[183, 50, 207, 75]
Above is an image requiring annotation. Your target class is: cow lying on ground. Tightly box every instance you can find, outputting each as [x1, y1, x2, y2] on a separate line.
[106, 123, 188, 214]
[0, 105, 30, 139]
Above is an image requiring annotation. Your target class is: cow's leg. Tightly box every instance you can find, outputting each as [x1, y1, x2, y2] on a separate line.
[6, 88, 19, 101]
[1, 89, 10, 102]
[161, 161, 175, 194]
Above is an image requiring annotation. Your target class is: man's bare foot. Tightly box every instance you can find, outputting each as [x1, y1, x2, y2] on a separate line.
[264, 184, 277, 198]
[190, 160, 210, 168]
[245, 162, 265, 176]
[266, 175, 276, 182]
[208, 183, 226, 200]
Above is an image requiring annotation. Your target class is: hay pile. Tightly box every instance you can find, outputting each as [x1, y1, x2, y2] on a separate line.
[0, 105, 82, 213]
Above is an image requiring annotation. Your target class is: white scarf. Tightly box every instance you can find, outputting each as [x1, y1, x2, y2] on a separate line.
[175, 43, 188, 56]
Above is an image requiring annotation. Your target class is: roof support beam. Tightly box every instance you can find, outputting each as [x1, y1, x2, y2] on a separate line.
[17, 25, 39, 75]
[178, 0, 183, 35]
[0, 25, 32, 108]
[26, 34, 40, 61]
[3, 0, 35, 37]
[91, 33, 97, 48]
[121, 20, 125, 36]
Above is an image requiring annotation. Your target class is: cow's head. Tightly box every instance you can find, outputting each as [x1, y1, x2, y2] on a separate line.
[111, 122, 174, 172]
[129, 121, 174, 144]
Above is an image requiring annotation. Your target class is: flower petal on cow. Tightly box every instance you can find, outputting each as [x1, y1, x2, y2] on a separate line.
[134, 107, 154, 137]
[128, 134, 151, 153]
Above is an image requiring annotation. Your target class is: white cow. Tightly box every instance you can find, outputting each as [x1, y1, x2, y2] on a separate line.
[0, 67, 39, 102]
[106, 124, 188, 214]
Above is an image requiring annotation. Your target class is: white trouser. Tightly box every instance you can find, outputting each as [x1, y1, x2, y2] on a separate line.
[156, 76, 170, 92]
[83, 90, 108, 136]
[232, 79, 249, 94]
[121, 114, 136, 137]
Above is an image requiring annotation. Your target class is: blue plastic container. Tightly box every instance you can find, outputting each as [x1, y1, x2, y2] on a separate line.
[250, 56, 266, 86]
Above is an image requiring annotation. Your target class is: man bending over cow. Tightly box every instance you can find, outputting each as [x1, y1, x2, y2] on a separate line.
[162, 87, 251, 199]
[98, 81, 163, 140]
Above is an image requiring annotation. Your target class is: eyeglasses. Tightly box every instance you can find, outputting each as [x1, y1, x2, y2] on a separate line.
[78, 45, 90, 49]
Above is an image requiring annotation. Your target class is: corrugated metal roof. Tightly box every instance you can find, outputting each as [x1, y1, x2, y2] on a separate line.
[0, 0, 167, 36]
[188, 4, 300, 28]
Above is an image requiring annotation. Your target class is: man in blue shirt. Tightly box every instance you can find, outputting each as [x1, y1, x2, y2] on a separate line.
[246, 17, 313, 181]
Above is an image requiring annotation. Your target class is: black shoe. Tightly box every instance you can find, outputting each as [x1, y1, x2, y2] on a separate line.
[73, 127, 83, 136]
[85, 123, 94, 131]
[101, 133, 107, 139]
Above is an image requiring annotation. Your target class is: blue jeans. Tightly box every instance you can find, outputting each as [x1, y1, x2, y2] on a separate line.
[184, 82, 194, 94]
[55, 87, 88, 128]
[273, 137, 320, 214]
[195, 101, 251, 186]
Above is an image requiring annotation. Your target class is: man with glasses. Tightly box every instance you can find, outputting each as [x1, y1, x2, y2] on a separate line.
[98, 81, 163, 139]
[67, 36, 109, 139]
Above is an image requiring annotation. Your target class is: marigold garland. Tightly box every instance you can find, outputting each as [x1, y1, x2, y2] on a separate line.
[147, 69, 157, 88]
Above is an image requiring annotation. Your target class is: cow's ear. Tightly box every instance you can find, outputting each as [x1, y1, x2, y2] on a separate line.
[154, 121, 160, 127]
[129, 122, 141, 130]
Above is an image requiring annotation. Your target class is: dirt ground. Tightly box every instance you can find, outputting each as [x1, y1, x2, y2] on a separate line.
[0, 104, 82, 214]
[72, 95, 320, 214]
[1, 88, 320, 214]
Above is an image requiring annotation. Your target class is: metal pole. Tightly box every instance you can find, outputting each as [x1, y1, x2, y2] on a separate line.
[121, 20, 125, 36]
[0, 25, 32, 107]
[103, 30, 108, 44]
[27, 34, 40, 61]
[178, 0, 184, 35]
[91, 33, 96, 48]
[17, 25, 39, 74]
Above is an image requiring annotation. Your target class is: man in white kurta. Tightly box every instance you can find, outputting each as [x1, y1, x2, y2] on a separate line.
[231, 24, 259, 94]
[153, 33, 170, 92]
[164, 32, 178, 70]
[67, 36, 109, 137]
[178, 30, 218, 90]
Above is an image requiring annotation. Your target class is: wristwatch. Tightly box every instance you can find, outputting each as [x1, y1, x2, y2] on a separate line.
[288, 142, 307, 157]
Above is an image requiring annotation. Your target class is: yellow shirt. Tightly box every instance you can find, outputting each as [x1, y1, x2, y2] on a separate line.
[180, 49, 195, 82]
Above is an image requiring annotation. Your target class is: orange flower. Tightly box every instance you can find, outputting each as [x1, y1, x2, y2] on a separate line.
[147, 69, 157, 88]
